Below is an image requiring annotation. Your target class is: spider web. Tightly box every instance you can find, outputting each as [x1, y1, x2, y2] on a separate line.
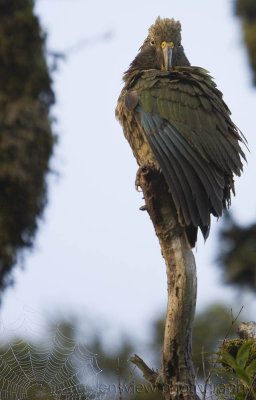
[0, 308, 104, 400]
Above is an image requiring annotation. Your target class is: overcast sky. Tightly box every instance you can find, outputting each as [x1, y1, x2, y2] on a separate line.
[0, 0, 255, 346]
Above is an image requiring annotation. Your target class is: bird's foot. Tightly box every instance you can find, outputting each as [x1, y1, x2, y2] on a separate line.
[135, 168, 143, 191]
[135, 161, 160, 191]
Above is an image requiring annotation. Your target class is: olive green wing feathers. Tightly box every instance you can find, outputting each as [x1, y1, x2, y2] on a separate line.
[125, 67, 246, 236]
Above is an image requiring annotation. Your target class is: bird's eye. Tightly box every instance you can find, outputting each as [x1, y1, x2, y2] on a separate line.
[177, 42, 181, 47]
[150, 40, 155, 46]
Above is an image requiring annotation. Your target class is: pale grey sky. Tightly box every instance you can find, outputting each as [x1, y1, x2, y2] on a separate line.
[0, 0, 255, 344]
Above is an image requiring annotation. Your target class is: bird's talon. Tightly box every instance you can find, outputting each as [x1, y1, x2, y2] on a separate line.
[135, 162, 159, 190]
[135, 167, 144, 191]
[135, 182, 142, 192]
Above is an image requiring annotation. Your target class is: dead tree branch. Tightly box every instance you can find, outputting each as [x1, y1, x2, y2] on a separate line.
[130, 165, 199, 400]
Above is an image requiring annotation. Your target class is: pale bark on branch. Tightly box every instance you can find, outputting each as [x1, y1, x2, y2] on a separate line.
[130, 165, 199, 400]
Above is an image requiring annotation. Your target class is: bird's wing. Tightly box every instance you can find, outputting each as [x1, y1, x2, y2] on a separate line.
[125, 67, 246, 230]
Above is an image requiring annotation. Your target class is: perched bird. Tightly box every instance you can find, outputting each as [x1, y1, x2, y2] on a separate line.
[116, 17, 247, 247]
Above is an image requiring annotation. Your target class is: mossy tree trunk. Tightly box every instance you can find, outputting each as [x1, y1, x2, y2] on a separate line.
[0, 0, 55, 291]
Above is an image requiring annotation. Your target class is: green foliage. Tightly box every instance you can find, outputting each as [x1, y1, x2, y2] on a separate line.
[0, 0, 55, 288]
[236, 0, 256, 85]
[237, 341, 252, 368]
[243, 23, 256, 85]
[217, 340, 256, 399]
[217, 213, 256, 290]
[193, 304, 241, 377]
[236, 0, 256, 21]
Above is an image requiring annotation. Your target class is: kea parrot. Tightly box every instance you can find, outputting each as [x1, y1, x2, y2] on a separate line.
[116, 17, 247, 247]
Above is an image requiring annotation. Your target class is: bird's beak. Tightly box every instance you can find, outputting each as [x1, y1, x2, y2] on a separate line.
[162, 42, 174, 71]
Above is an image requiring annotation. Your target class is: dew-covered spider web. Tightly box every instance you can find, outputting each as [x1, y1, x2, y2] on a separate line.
[0, 307, 104, 400]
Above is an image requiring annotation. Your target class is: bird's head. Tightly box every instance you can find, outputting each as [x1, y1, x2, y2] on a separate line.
[125, 17, 190, 79]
